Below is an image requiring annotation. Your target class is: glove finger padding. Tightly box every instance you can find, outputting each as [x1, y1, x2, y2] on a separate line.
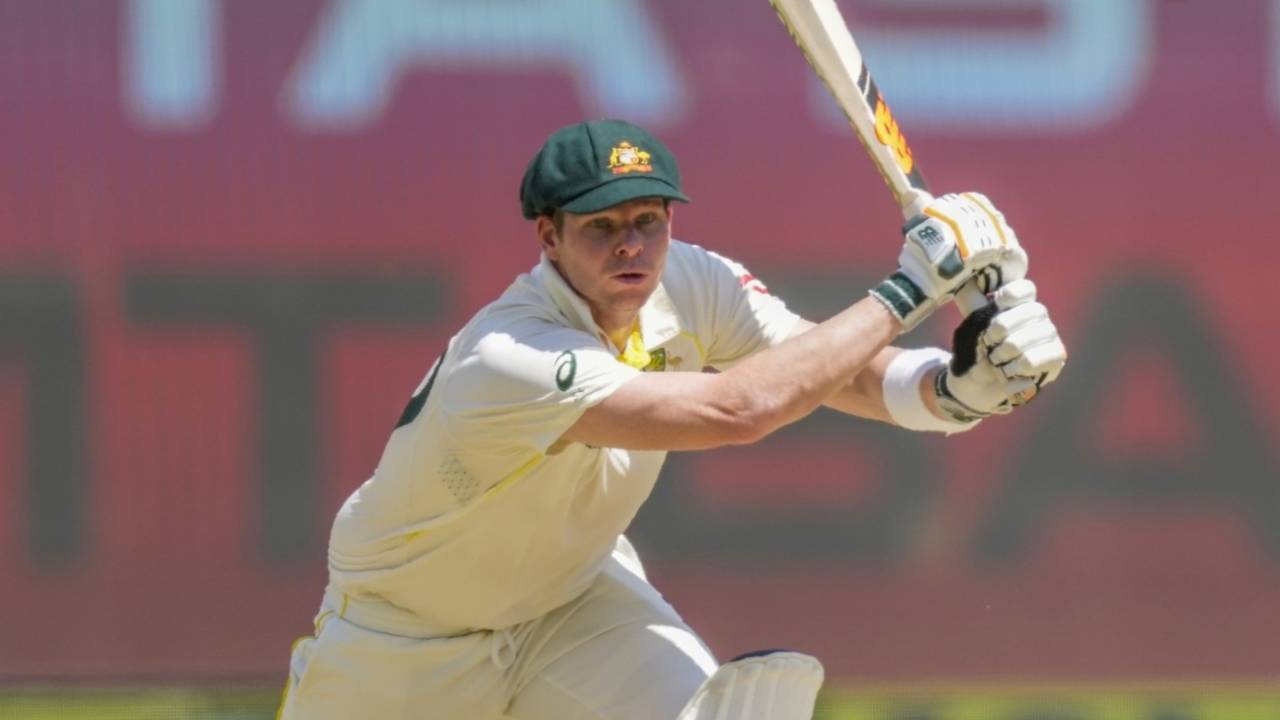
[965, 192, 1027, 288]
[984, 301, 1049, 347]
[992, 278, 1037, 310]
[1004, 338, 1068, 384]
[989, 315, 1058, 366]
[989, 376, 1038, 413]
[936, 277, 1064, 420]
[982, 302, 1066, 384]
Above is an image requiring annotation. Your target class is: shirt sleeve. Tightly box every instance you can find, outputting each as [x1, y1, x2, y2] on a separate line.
[439, 322, 640, 469]
[701, 249, 803, 370]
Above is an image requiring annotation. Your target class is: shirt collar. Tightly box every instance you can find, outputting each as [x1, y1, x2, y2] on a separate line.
[534, 253, 681, 350]
[637, 278, 680, 348]
[535, 253, 600, 339]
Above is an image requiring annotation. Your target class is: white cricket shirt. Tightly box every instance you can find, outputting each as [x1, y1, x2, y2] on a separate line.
[326, 240, 801, 634]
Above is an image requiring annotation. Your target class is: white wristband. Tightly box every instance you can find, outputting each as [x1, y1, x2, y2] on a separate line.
[882, 348, 980, 434]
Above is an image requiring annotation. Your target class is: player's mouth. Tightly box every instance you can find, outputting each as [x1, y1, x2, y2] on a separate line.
[612, 270, 649, 285]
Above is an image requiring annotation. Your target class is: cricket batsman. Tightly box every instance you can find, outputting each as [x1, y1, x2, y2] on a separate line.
[277, 119, 1066, 719]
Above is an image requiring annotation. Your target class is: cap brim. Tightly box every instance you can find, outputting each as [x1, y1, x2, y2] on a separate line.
[559, 176, 690, 215]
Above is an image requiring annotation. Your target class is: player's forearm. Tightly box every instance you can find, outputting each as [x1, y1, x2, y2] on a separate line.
[710, 296, 900, 442]
[820, 345, 900, 424]
[820, 346, 951, 425]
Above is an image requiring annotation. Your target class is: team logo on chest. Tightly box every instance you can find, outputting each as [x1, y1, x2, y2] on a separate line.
[642, 348, 666, 372]
[608, 141, 653, 175]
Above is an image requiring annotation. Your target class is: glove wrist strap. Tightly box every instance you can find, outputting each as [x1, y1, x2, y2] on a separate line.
[869, 272, 932, 331]
[933, 369, 992, 424]
[883, 349, 979, 434]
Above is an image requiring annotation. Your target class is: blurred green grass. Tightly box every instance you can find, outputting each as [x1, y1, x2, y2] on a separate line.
[4, 683, 1280, 719]
[0, 688, 281, 720]
[816, 684, 1280, 720]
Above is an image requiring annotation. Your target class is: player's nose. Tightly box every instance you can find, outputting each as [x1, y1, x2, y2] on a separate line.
[615, 229, 644, 257]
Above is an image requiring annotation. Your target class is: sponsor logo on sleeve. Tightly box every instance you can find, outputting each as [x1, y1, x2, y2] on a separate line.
[555, 350, 578, 391]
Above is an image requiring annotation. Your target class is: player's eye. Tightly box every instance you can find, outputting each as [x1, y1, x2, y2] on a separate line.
[588, 217, 613, 230]
[634, 212, 657, 226]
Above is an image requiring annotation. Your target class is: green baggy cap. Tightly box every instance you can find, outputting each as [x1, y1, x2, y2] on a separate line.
[520, 119, 690, 219]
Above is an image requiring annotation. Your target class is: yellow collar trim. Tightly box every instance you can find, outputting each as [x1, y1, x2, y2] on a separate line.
[617, 324, 652, 370]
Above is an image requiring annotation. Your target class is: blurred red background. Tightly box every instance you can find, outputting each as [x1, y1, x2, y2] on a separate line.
[2, 0, 1278, 690]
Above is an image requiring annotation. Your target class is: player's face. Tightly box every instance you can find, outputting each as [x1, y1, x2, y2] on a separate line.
[539, 198, 672, 333]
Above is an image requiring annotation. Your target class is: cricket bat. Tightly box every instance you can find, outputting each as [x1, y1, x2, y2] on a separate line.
[768, 0, 989, 314]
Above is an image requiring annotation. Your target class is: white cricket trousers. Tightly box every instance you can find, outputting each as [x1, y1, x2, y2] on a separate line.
[277, 538, 718, 720]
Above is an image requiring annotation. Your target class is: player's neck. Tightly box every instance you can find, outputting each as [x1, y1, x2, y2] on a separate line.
[598, 313, 639, 353]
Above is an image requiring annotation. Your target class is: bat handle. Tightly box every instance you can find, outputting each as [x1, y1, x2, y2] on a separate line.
[902, 192, 931, 219]
[955, 281, 990, 316]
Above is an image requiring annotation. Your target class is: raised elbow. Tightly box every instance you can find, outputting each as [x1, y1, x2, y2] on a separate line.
[703, 381, 781, 446]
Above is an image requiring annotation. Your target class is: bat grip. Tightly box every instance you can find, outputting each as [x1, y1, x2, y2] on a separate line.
[902, 194, 931, 219]
[955, 281, 990, 316]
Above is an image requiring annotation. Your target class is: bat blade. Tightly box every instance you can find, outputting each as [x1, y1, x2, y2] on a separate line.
[768, 0, 930, 215]
[770, 0, 992, 314]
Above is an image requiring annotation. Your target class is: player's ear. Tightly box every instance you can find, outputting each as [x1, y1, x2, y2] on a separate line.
[536, 214, 560, 260]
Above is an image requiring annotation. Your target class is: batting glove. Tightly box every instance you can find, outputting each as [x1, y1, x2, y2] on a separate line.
[933, 278, 1067, 422]
[870, 192, 1027, 331]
